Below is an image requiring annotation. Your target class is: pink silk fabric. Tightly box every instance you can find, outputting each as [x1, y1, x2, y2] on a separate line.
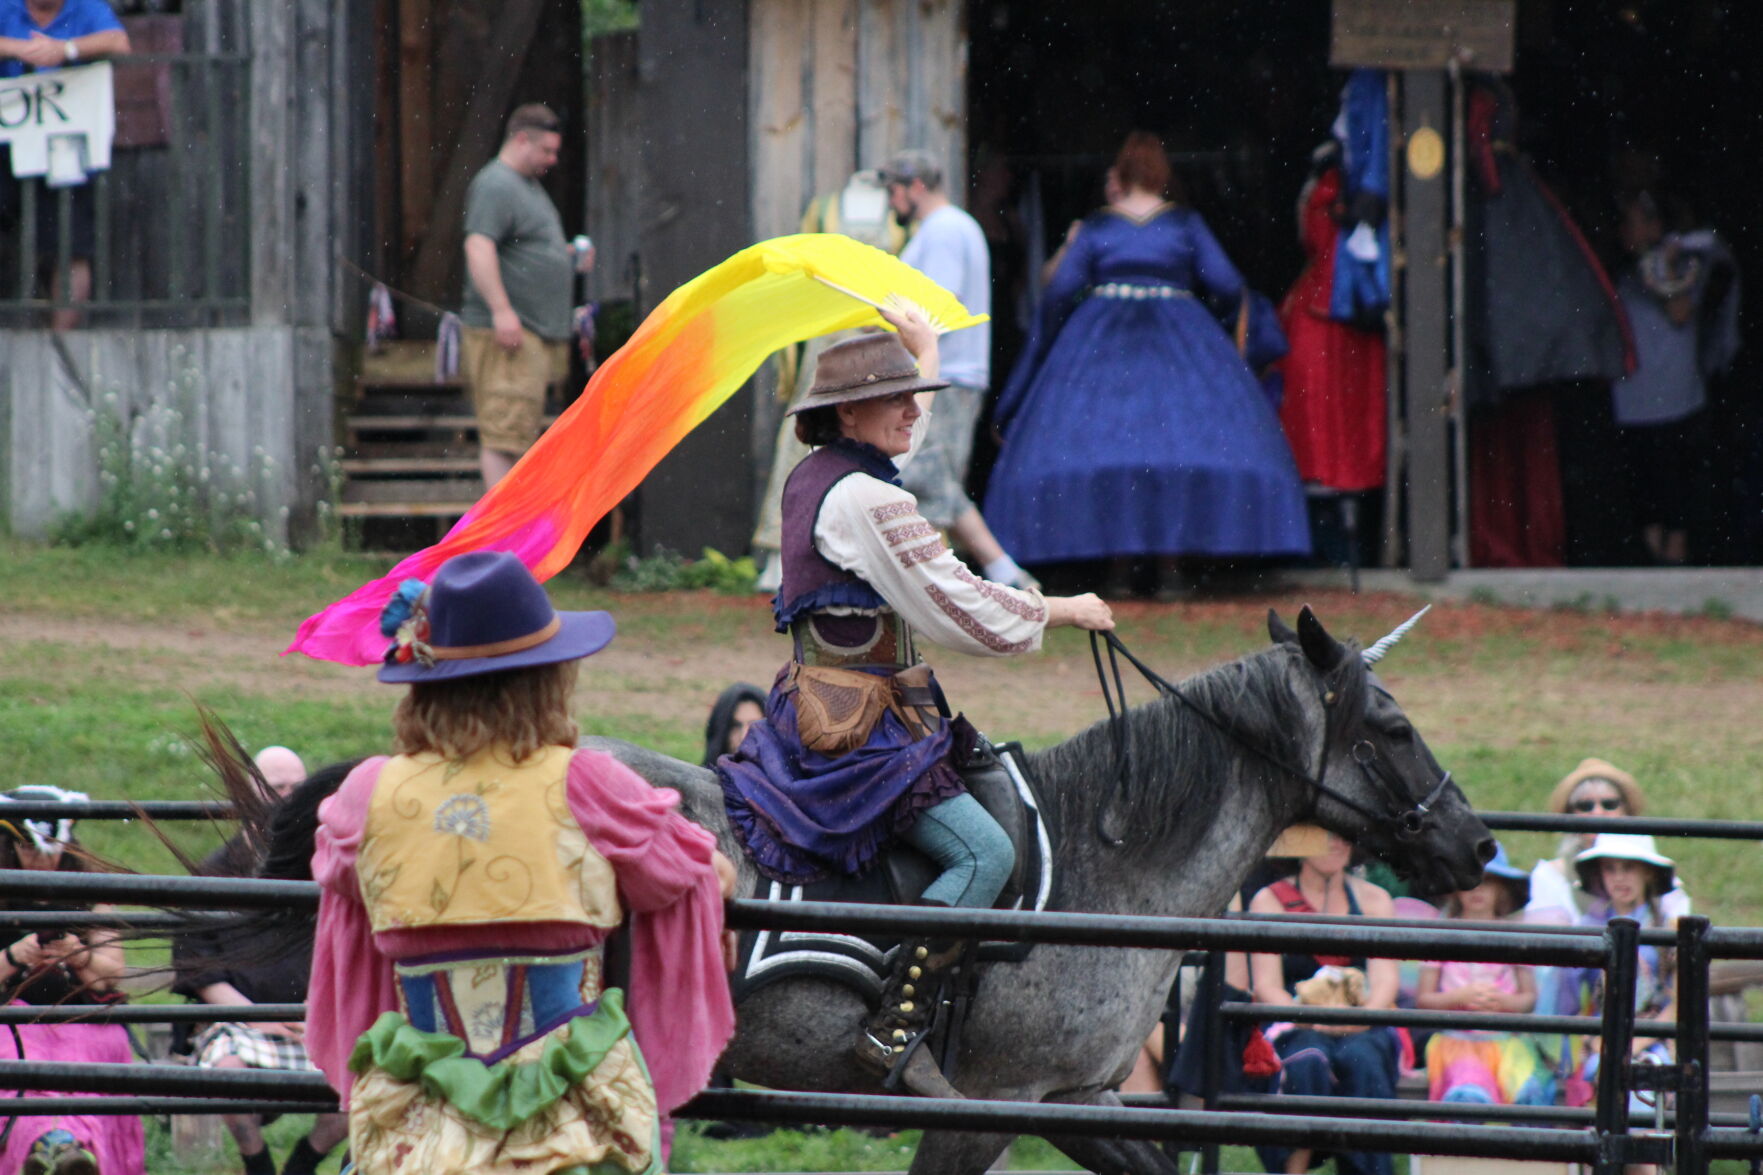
[308, 749, 735, 1117]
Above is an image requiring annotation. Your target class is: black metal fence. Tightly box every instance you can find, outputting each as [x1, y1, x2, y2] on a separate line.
[2, 808, 1762, 1175]
[0, 51, 252, 329]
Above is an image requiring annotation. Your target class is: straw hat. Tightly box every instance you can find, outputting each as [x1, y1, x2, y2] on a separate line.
[1265, 824, 1332, 859]
[1574, 832, 1675, 899]
[1546, 757, 1644, 816]
[785, 333, 947, 416]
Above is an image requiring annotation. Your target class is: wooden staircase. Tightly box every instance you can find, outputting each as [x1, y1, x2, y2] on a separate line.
[338, 341, 560, 537]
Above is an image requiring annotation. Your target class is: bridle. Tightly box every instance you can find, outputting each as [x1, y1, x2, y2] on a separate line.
[1088, 630, 1455, 849]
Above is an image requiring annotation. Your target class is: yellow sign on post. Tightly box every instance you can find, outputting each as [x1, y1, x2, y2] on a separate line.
[1331, 0, 1517, 73]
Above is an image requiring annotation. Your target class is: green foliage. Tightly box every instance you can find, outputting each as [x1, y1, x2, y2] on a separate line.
[1699, 597, 1735, 621]
[49, 380, 291, 558]
[611, 546, 758, 594]
[581, 0, 638, 41]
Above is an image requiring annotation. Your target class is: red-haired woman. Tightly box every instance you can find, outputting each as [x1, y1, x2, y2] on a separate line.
[985, 131, 1309, 594]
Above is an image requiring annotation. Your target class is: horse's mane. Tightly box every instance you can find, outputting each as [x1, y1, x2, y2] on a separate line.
[1030, 640, 1366, 856]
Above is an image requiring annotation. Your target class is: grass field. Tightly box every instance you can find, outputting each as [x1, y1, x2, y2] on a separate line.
[4, 537, 1762, 1172]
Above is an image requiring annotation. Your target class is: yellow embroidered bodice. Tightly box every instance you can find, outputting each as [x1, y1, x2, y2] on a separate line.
[356, 745, 623, 933]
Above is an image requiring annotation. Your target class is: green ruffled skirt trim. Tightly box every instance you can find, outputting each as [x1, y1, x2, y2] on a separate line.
[348, 988, 634, 1133]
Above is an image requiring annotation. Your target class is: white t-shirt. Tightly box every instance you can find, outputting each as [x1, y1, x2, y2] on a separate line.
[900, 204, 992, 389]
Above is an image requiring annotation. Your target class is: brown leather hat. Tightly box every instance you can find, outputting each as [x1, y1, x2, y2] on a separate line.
[786, 332, 947, 415]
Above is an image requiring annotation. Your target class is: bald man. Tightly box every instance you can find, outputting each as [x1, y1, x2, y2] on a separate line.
[252, 746, 306, 801]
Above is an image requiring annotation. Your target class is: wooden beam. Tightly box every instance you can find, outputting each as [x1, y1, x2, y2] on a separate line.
[808, 0, 858, 192]
[750, 0, 809, 241]
[1400, 70, 1452, 581]
[396, 0, 435, 268]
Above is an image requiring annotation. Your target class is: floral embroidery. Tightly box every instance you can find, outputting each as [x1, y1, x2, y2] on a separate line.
[896, 538, 947, 569]
[953, 564, 1048, 622]
[434, 794, 491, 842]
[884, 520, 938, 547]
[869, 500, 916, 526]
[924, 583, 1036, 653]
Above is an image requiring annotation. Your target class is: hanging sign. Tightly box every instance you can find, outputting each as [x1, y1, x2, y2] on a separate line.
[0, 61, 117, 186]
[1331, 0, 1517, 73]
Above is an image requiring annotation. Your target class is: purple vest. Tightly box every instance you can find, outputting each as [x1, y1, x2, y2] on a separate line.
[774, 443, 891, 633]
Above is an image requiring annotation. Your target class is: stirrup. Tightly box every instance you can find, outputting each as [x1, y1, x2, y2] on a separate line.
[855, 1027, 965, 1099]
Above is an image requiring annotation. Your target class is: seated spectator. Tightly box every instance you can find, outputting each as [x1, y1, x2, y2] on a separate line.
[1559, 833, 1683, 1161]
[702, 682, 767, 768]
[1416, 843, 1553, 1106]
[1527, 759, 1688, 922]
[173, 762, 358, 1175]
[0, 0, 132, 330]
[1249, 832, 1399, 1175]
[0, 785, 143, 1175]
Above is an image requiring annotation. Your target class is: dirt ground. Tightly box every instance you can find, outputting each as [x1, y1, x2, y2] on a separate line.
[8, 588, 1763, 757]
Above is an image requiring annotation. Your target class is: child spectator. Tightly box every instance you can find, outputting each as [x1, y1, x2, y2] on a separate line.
[1416, 843, 1553, 1106]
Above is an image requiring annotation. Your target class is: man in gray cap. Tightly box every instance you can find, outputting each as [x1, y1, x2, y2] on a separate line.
[883, 149, 1035, 590]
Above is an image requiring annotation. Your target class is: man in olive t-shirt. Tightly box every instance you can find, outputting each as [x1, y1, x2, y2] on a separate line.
[460, 103, 594, 488]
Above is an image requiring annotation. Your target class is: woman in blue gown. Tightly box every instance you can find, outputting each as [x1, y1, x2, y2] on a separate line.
[985, 133, 1309, 582]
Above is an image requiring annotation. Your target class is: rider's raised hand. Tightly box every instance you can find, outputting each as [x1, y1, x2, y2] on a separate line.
[1047, 593, 1115, 631]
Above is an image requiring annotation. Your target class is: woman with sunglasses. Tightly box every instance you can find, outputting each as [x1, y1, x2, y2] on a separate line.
[1525, 759, 1689, 923]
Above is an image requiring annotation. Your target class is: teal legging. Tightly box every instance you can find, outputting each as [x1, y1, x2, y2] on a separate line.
[902, 793, 1014, 908]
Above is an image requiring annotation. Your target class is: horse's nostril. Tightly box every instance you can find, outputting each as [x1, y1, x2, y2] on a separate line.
[1476, 837, 1497, 865]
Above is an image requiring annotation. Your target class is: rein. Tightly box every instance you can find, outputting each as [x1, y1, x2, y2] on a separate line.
[1087, 630, 1453, 848]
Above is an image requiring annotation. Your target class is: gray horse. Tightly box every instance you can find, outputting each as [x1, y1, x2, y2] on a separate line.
[592, 607, 1494, 1175]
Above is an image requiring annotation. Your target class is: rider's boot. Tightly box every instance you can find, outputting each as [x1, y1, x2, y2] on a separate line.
[853, 936, 967, 1098]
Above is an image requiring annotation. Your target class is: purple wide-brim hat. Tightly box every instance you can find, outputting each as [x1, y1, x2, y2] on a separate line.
[378, 550, 615, 683]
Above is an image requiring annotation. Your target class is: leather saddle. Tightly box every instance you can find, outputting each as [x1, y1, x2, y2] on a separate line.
[731, 741, 1052, 1003]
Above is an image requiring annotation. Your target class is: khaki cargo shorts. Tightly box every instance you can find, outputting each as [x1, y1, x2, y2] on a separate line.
[461, 326, 568, 456]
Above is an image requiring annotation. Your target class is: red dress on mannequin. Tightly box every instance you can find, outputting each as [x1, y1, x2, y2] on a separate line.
[1277, 168, 1388, 492]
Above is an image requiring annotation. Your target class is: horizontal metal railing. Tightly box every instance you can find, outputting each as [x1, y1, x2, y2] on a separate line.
[1, 803, 1761, 1172]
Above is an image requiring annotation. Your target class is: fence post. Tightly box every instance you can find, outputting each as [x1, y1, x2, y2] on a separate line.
[1200, 948, 1225, 1175]
[1676, 915, 1711, 1175]
[1596, 917, 1640, 1175]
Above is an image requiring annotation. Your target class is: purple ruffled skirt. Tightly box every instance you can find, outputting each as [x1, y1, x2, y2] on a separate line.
[716, 663, 967, 883]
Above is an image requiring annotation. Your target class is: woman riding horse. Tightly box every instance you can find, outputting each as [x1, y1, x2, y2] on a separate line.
[717, 311, 1114, 1098]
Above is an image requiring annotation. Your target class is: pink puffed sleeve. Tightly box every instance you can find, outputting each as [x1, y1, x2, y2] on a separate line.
[566, 749, 735, 1115]
[306, 756, 400, 1106]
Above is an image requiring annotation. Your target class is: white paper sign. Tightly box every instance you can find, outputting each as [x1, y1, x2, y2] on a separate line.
[0, 61, 116, 185]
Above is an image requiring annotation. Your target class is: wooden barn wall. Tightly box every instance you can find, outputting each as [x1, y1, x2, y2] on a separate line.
[632, 0, 754, 559]
[748, 0, 968, 242]
[585, 32, 644, 308]
[1, 327, 313, 542]
[2, 0, 371, 541]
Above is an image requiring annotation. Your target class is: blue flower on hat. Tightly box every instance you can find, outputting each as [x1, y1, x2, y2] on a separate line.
[379, 579, 428, 637]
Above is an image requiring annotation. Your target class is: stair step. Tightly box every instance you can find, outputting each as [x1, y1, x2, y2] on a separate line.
[342, 479, 482, 504]
[346, 440, 475, 460]
[346, 414, 480, 432]
[339, 456, 480, 475]
[336, 501, 476, 518]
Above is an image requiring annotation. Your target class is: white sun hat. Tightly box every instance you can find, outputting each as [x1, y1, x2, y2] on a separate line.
[1574, 831, 1675, 898]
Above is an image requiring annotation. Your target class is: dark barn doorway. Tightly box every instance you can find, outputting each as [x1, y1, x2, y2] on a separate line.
[964, 0, 1763, 570]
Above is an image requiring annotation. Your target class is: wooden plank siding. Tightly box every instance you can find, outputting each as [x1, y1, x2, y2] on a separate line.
[585, 32, 646, 308]
[748, 0, 968, 229]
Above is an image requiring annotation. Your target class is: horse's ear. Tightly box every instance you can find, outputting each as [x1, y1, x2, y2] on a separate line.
[1268, 609, 1299, 647]
[1297, 605, 1349, 671]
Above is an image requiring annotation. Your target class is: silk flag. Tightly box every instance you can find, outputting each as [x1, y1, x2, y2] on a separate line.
[288, 233, 986, 665]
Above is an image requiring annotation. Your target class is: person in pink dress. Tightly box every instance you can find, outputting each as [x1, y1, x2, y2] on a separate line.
[0, 786, 145, 1175]
[305, 550, 737, 1175]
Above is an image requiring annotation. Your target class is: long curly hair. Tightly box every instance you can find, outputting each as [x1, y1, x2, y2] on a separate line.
[391, 661, 580, 762]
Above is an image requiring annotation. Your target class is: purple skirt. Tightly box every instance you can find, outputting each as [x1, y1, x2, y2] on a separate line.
[717, 663, 967, 883]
